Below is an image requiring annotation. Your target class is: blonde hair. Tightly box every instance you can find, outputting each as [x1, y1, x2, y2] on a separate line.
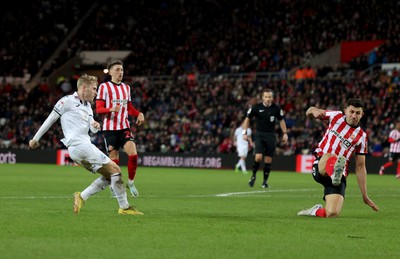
[77, 74, 98, 89]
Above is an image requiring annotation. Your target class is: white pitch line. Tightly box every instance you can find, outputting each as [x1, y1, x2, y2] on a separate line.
[0, 196, 71, 199]
[0, 189, 315, 200]
[0, 196, 109, 199]
[214, 188, 318, 197]
[185, 188, 319, 198]
[1, 189, 396, 199]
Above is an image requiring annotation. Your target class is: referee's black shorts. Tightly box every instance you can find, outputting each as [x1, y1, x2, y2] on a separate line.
[254, 132, 276, 157]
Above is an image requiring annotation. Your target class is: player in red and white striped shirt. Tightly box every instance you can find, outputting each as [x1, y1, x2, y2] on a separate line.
[96, 60, 145, 197]
[298, 98, 379, 218]
[379, 121, 400, 178]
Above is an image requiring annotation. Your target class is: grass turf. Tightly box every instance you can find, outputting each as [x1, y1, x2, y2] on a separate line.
[0, 163, 399, 258]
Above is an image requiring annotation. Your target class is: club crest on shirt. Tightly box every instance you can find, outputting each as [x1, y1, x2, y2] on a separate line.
[270, 116, 275, 122]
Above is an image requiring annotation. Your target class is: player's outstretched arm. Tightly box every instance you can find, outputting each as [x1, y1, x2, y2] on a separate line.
[29, 139, 40, 149]
[355, 155, 379, 212]
[29, 110, 60, 149]
[306, 107, 326, 119]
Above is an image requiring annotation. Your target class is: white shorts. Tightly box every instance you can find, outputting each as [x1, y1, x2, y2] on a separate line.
[68, 143, 110, 173]
[237, 145, 249, 157]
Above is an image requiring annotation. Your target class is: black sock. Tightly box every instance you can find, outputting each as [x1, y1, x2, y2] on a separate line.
[252, 161, 260, 176]
[263, 163, 271, 182]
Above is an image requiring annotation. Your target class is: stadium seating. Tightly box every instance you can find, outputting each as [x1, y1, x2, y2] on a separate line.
[1, 0, 399, 155]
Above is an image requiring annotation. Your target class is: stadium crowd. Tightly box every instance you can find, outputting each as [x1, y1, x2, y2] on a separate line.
[2, 0, 400, 79]
[1, 69, 399, 157]
[1, 0, 400, 156]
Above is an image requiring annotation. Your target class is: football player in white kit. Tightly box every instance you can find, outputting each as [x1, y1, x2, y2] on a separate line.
[234, 125, 253, 174]
[29, 74, 142, 215]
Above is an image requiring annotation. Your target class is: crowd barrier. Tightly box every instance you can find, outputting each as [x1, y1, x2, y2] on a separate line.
[0, 149, 395, 175]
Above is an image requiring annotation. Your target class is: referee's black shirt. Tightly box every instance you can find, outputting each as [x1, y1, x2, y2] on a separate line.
[246, 103, 284, 133]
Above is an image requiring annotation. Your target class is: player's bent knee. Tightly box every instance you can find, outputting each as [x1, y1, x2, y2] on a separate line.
[99, 161, 121, 175]
[109, 162, 121, 173]
[255, 155, 263, 162]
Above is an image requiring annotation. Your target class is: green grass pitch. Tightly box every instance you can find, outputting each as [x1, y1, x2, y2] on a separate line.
[0, 163, 399, 258]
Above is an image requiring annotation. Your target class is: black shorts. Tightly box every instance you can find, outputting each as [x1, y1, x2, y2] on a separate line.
[254, 132, 276, 157]
[102, 129, 134, 153]
[312, 158, 346, 200]
[389, 153, 400, 161]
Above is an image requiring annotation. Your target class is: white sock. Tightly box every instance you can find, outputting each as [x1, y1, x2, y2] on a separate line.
[240, 160, 247, 172]
[128, 179, 134, 185]
[81, 176, 110, 201]
[110, 173, 130, 209]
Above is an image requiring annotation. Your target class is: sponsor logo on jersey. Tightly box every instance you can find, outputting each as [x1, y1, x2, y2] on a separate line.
[112, 99, 128, 105]
[330, 129, 352, 149]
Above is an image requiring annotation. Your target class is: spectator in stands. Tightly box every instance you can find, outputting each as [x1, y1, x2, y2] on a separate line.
[294, 67, 307, 80]
[4, 1, 400, 157]
[218, 137, 233, 153]
[305, 66, 316, 79]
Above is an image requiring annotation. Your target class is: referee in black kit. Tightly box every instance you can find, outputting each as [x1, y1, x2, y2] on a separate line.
[242, 88, 288, 188]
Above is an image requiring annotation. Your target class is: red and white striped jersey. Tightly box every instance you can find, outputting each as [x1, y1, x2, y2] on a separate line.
[314, 110, 368, 176]
[389, 129, 400, 153]
[96, 81, 132, 131]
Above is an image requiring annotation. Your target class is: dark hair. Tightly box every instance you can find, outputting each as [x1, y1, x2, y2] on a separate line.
[346, 98, 364, 109]
[262, 88, 274, 97]
[107, 60, 123, 70]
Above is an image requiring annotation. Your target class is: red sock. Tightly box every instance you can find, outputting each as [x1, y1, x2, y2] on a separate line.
[112, 159, 120, 165]
[316, 208, 327, 218]
[325, 156, 337, 177]
[397, 162, 400, 175]
[383, 161, 393, 169]
[128, 155, 138, 181]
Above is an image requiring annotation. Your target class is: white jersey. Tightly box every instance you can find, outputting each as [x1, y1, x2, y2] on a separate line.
[234, 126, 252, 148]
[53, 92, 96, 147]
[32, 92, 109, 172]
[33, 92, 98, 147]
